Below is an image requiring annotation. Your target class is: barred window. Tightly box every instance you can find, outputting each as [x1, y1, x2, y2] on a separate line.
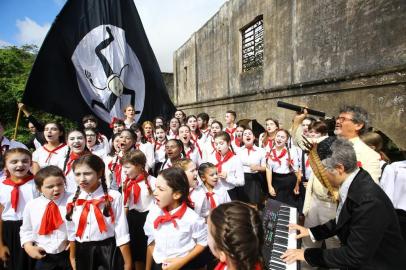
[241, 16, 264, 72]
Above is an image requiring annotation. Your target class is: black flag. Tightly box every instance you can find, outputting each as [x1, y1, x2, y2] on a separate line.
[23, 0, 175, 132]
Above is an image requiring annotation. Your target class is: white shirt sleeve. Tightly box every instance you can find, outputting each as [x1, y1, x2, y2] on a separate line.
[192, 217, 207, 246]
[380, 163, 396, 204]
[113, 193, 130, 246]
[19, 202, 34, 247]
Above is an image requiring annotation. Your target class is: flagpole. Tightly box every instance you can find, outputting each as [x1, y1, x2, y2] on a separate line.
[13, 105, 22, 140]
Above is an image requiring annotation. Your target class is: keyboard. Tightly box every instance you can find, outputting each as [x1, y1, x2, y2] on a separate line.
[262, 199, 299, 270]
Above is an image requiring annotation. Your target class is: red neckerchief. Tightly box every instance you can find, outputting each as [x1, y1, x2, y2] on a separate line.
[135, 142, 141, 150]
[145, 135, 155, 144]
[108, 156, 122, 186]
[153, 202, 188, 229]
[357, 161, 362, 167]
[246, 145, 256, 155]
[215, 150, 234, 173]
[188, 188, 195, 209]
[123, 173, 150, 205]
[97, 133, 104, 143]
[38, 200, 63, 235]
[267, 138, 274, 149]
[234, 137, 242, 147]
[271, 148, 287, 165]
[190, 137, 203, 157]
[185, 146, 193, 159]
[65, 152, 82, 175]
[201, 128, 210, 136]
[43, 143, 66, 163]
[206, 191, 216, 209]
[225, 127, 237, 141]
[3, 175, 34, 212]
[214, 261, 262, 270]
[155, 140, 166, 151]
[71, 195, 115, 238]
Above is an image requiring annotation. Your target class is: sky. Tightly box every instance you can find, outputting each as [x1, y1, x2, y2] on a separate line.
[0, 0, 227, 72]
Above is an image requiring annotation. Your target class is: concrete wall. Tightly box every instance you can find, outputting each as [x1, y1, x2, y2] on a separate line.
[162, 72, 174, 101]
[173, 0, 406, 149]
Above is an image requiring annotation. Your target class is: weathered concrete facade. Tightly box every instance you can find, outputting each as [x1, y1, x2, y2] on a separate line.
[173, 0, 406, 149]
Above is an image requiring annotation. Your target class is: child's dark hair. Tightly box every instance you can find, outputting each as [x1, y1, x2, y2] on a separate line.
[211, 120, 223, 130]
[197, 113, 209, 123]
[129, 123, 147, 143]
[166, 139, 185, 159]
[159, 167, 192, 208]
[186, 115, 202, 139]
[34, 165, 66, 190]
[210, 201, 263, 270]
[226, 110, 237, 120]
[109, 133, 121, 157]
[66, 155, 111, 221]
[82, 114, 98, 125]
[63, 129, 90, 174]
[198, 162, 216, 178]
[120, 129, 138, 150]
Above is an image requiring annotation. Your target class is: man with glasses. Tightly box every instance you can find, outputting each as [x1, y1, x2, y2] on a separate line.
[334, 105, 381, 182]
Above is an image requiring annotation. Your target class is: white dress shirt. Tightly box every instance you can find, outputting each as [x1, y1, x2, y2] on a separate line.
[126, 175, 157, 212]
[89, 143, 108, 160]
[154, 141, 167, 163]
[201, 138, 216, 162]
[381, 161, 406, 211]
[32, 144, 69, 169]
[66, 185, 130, 246]
[207, 153, 245, 189]
[189, 183, 210, 218]
[336, 168, 360, 222]
[144, 204, 207, 264]
[236, 145, 266, 173]
[20, 192, 71, 254]
[202, 184, 231, 211]
[184, 145, 202, 166]
[266, 147, 299, 174]
[138, 142, 155, 171]
[0, 178, 39, 221]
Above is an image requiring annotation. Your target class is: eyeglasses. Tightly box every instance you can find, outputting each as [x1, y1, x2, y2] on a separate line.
[336, 116, 354, 123]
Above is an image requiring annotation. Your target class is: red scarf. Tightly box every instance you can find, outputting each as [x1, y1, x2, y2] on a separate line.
[201, 128, 210, 136]
[123, 174, 149, 205]
[225, 127, 237, 141]
[190, 137, 203, 157]
[206, 192, 216, 209]
[2, 175, 34, 211]
[153, 202, 187, 229]
[155, 140, 166, 151]
[109, 117, 122, 128]
[270, 148, 287, 165]
[65, 152, 81, 175]
[43, 143, 66, 163]
[246, 145, 256, 155]
[38, 200, 64, 235]
[108, 157, 122, 186]
[145, 135, 155, 144]
[215, 150, 234, 173]
[234, 137, 242, 148]
[72, 195, 114, 238]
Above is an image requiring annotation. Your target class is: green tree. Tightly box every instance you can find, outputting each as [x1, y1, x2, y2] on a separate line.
[0, 45, 75, 145]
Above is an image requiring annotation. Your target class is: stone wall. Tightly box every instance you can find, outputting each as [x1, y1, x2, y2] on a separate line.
[173, 0, 406, 149]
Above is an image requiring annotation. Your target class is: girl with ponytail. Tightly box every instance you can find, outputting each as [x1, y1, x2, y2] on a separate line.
[66, 154, 132, 270]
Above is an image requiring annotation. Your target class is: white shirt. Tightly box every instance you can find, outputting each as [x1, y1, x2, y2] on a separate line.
[207, 153, 245, 189]
[144, 204, 207, 264]
[336, 168, 360, 222]
[20, 193, 71, 254]
[125, 175, 157, 212]
[66, 185, 130, 246]
[236, 145, 266, 173]
[154, 141, 167, 163]
[202, 183, 231, 211]
[201, 139, 216, 162]
[104, 154, 121, 189]
[189, 183, 210, 218]
[124, 119, 136, 129]
[0, 177, 39, 221]
[137, 142, 155, 171]
[184, 145, 202, 166]
[0, 137, 28, 178]
[198, 129, 211, 146]
[381, 161, 406, 211]
[160, 159, 173, 171]
[32, 144, 69, 169]
[89, 143, 108, 160]
[167, 130, 179, 140]
[266, 147, 299, 174]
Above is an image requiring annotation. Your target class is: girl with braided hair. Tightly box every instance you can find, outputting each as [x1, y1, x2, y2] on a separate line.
[208, 201, 263, 270]
[66, 154, 132, 270]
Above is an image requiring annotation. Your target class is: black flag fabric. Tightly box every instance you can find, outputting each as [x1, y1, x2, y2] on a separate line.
[23, 0, 175, 132]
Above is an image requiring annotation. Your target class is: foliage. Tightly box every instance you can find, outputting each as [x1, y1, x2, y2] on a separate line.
[0, 45, 76, 145]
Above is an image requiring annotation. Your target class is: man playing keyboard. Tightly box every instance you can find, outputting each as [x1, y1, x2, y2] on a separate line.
[281, 138, 406, 270]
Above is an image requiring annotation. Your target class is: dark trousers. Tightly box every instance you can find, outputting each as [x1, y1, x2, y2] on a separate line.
[35, 251, 71, 270]
[75, 237, 123, 270]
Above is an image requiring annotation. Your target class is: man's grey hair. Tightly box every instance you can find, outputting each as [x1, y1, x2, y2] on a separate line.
[339, 105, 369, 135]
[323, 138, 358, 173]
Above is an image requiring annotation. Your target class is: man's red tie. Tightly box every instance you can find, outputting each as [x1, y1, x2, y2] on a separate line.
[74, 196, 114, 238]
[206, 192, 216, 209]
[39, 200, 64, 235]
[2, 175, 34, 212]
[215, 150, 234, 173]
[153, 202, 187, 229]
